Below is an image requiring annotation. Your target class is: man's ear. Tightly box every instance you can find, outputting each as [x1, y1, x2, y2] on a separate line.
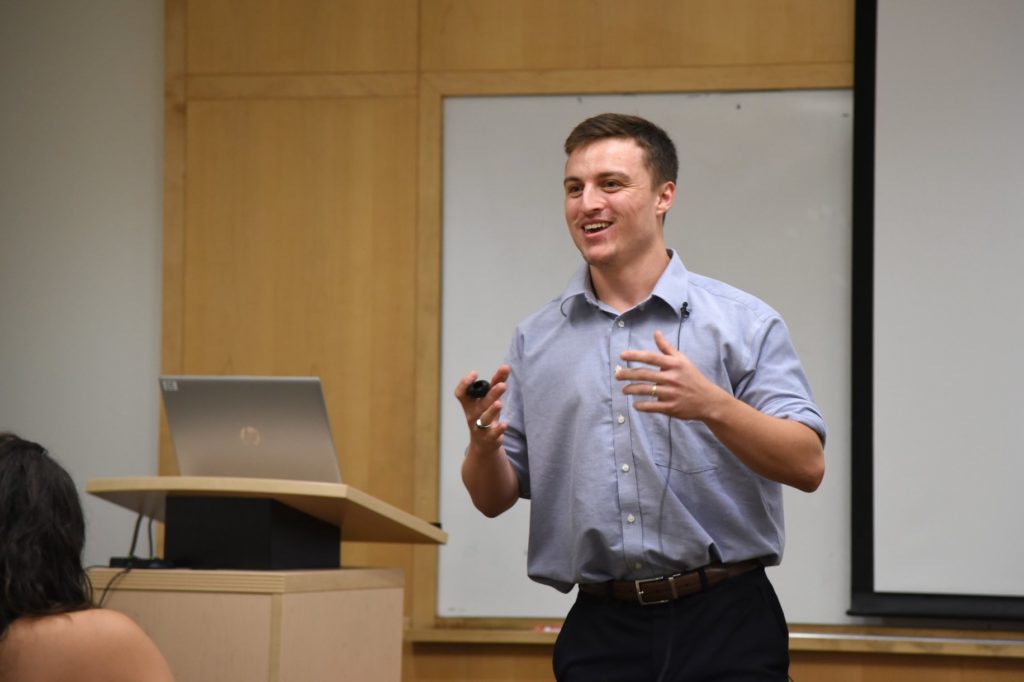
[655, 180, 676, 218]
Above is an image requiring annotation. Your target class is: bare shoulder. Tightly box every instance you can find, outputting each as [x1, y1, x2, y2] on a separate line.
[70, 606, 149, 636]
[70, 610, 176, 681]
[0, 609, 175, 682]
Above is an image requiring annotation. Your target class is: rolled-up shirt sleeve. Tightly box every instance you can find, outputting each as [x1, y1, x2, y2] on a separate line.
[500, 331, 532, 498]
[734, 315, 827, 446]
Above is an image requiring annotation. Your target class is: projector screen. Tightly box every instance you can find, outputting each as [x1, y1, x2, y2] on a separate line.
[851, 0, 1024, 619]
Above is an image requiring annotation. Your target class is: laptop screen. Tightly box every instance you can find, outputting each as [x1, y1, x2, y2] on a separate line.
[159, 375, 342, 483]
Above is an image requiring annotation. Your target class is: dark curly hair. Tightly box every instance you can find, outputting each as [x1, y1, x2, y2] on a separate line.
[564, 113, 679, 188]
[0, 433, 93, 638]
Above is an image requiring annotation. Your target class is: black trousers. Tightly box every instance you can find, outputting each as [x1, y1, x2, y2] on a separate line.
[553, 567, 789, 682]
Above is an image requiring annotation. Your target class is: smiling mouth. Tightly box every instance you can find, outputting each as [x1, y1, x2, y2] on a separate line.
[583, 222, 610, 234]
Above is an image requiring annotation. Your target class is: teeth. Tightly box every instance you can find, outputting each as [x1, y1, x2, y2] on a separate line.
[584, 222, 610, 233]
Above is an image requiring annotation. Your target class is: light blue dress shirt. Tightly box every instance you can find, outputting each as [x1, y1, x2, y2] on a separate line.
[500, 251, 826, 593]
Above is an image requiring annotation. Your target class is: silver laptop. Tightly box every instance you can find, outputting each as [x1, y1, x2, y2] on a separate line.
[159, 375, 342, 483]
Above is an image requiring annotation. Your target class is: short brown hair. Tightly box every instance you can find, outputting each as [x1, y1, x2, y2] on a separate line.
[564, 113, 678, 187]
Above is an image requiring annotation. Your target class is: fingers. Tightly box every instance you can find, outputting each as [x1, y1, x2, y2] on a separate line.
[489, 364, 511, 386]
[454, 370, 481, 401]
[475, 398, 504, 428]
[653, 329, 678, 355]
[620, 380, 661, 402]
[620, 331, 681, 364]
[455, 368, 510, 442]
[470, 421, 509, 450]
[455, 366, 511, 402]
[618, 349, 667, 368]
[615, 366, 661, 384]
[620, 347, 673, 370]
[469, 398, 509, 449]
[617, 332, 678, 404]
[455, 370, 505, 404]
[619, 330, 687, 378]
[630, 396, 666, 414]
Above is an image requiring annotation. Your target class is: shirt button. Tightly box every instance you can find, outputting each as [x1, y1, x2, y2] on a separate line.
[626, 514, 636, 524]
[617, 414, 625, 424]
[621, 464, 630, 473]
[635, 562, 643, 570]
[617, 320, 625, 328]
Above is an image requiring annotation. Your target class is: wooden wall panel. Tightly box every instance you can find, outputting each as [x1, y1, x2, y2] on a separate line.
[180, 93, 421, 595]
[405, 643, 554, 682]
[403, 645, 1024, 682]
[182, 96, 418, 510]
[420, 0, 853, 72]
[187, 0, 419, 74]
[791, 652, 1024, 681]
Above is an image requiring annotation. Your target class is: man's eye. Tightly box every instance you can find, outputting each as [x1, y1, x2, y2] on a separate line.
[603, 180, 621, 189]
[566, 185, 582, 196]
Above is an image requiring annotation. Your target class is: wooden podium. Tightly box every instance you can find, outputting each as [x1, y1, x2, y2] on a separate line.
[86, 476, 447, 546]
[87, 476, 446, 682]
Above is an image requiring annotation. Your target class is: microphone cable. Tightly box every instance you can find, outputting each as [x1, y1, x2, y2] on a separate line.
[654, 301, 689, 682]
[656, 301, 689, 569]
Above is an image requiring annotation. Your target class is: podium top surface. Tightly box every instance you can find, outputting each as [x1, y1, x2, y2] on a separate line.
[86, 476, 447, 545]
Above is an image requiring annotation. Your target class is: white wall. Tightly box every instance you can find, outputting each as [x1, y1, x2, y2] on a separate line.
[0, 1, 164, 567]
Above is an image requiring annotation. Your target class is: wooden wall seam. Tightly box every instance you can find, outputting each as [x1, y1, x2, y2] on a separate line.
[159, 0, 187, 475]
[411, 73, 443, 631]
[421, 63, 853, 97]
[187, 73, 419, 100]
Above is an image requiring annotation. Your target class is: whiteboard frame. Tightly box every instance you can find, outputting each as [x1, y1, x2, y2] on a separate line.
[438, 90, 853, 622]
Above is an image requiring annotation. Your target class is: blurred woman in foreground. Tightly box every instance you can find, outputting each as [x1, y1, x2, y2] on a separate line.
[0, 432, 174, 681]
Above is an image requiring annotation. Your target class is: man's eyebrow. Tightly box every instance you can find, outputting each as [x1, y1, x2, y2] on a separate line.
[563, 170, 630, 185]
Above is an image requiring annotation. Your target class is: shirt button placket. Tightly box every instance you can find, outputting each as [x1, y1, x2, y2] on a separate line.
[611, 314, 643, 570]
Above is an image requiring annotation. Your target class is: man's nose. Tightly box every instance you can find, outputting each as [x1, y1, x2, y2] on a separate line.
[581, 185, 604, 212]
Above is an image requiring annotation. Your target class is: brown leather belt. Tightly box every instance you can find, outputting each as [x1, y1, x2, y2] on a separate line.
[577, 560, 762, 606]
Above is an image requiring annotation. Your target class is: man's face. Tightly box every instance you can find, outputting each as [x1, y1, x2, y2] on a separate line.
[563, 137, 674, 271]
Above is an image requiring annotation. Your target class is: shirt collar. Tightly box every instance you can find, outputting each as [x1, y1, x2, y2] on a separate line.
[559, 250, 691, 319]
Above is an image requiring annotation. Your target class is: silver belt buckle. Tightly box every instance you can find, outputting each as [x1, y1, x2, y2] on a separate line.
[634, 574, 679, 605]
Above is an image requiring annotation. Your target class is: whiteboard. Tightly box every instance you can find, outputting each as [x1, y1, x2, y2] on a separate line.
[439, 91, 852, 622]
